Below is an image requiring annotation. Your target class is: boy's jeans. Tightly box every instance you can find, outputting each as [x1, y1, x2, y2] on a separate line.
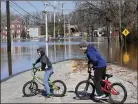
[44, 68, 53, 94]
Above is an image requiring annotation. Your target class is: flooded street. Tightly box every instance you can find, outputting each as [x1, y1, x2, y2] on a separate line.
[1, 37, 138, 80]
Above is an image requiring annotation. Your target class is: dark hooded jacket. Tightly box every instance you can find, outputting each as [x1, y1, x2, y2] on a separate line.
[35, 47, 52, 70]
[86, 45, 106, 68]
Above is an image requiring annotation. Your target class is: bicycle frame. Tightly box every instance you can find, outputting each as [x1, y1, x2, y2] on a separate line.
[31, 67, 57, 90]
[101, 80, 118, 95]
[87, 66, 118, 95]
[32, 74, 44, 86]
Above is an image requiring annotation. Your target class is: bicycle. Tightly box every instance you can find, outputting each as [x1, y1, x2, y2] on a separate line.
[22, 66, 67, 97]
[75, 65, 127, 103]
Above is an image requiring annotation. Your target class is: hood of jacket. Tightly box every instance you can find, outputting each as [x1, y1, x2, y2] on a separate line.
[37, 47, 45, 56]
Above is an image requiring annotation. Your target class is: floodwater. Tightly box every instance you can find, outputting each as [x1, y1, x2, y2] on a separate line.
[1, 37, 138, 80]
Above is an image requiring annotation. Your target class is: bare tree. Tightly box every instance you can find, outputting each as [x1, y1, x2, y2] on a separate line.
[71, 0, 137, 43]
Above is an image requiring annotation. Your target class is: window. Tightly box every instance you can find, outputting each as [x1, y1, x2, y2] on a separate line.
[17, 25, 20, 28]
[12, 30, 14, 33]
[12, 25, 14, 28]
[17, 30, 20, 33]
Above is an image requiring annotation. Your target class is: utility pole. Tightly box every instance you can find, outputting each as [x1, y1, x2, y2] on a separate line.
[68, 15, 70, 36]
[64, 13, 66, 37]
[53, 7, 56, 39]
[44, 2, 48, 42]
[6, 1, 12, 76]
[58, 1, 60, 38]
[45, 1, 57, 40]
[53, 1, 56, 39]
[62, 3, 64, 37]
[61, 3, 66, 38]
[0, 1, 1, 65]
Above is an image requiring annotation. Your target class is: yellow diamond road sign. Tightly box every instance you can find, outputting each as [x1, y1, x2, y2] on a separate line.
[122, 29, 130, 36]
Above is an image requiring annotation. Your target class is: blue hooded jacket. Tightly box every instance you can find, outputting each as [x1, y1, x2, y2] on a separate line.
[86, 45, 106, 68]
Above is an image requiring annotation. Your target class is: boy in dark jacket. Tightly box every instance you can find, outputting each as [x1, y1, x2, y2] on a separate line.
[79, 40, 107, 99]
[33, 47, 53, 97]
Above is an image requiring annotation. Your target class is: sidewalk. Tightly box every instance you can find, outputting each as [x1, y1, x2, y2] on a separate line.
[1, 60, 137, 103]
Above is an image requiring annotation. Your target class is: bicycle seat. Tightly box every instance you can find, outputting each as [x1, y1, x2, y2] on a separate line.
[105, 74, 113, 78]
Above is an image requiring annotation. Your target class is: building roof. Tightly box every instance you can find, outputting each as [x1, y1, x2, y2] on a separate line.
[11, 20, 21, 24]
[29, 25, 40, 28]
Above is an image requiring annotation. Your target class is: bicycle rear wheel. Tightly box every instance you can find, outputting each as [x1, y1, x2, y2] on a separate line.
[22, 80, 38, 97]
[109, 82, 127, 103]
[75, 80, 95, 100]
[52, 80, 67, 97]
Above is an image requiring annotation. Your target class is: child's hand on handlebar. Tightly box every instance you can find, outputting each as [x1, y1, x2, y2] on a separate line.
[38, 68, 42, 71]
[32, 63, 36, 67]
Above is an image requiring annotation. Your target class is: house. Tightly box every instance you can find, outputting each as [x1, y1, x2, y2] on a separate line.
[28, 26, 41, 38]
[11, 20, 22, 39]
[1, 19, 23, 39]
[1, 22, 7, 39]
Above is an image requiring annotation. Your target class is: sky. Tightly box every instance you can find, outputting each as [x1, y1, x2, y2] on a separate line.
[1, 1, 76, 15]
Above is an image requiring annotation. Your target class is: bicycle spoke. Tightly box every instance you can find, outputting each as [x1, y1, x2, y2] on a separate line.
[76, 82, 93, 99]
[53, 83, 64, 95]
[109, 83, 127, 103]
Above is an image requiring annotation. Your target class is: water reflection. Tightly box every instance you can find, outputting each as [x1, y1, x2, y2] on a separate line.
[1, 37, 137, 80]
[107, 41, 138, 70]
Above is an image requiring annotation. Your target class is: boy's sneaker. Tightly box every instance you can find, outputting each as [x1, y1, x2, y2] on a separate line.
[95, 94, 106, 99]
[45, 93, 52, 98]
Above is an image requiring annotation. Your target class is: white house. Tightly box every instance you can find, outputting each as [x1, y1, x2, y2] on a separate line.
[28, 26, 41, 38]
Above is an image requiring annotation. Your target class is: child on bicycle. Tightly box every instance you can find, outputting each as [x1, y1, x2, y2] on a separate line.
[33, 47, 53, 97]
[79, 40, 107, 99]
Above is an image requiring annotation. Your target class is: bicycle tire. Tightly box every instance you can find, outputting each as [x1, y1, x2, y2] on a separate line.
[109, 82, 127, 104]
[75, 80, 95, 100]
[52, 80, 67, 97]
[22, 80, 38, 97]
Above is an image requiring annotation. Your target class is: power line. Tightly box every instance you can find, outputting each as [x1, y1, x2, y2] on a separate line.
[26, 1, 41, 12]
[11, 1, 44, 22]
[10, 5, 37, 24]
[2, 1, 38, 24]
[42, 1, 58, 10]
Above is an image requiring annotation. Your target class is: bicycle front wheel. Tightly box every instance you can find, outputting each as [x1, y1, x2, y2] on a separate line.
[22, 80, 38, 97]
[109, 82, 127, 103]
[52, 80, 67, 97]
[75, 80, 95, 100]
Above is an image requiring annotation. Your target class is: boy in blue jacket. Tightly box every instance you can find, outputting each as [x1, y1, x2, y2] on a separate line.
[79, 40, 107, 99]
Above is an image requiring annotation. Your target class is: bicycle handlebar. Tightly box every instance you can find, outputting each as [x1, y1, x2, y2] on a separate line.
[88, 64, 93, 73]
[32, 66, 39, 74]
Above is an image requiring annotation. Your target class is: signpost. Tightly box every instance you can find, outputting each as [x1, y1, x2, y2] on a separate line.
[122, 29, 130, 63]
[122, 29, 130, 45]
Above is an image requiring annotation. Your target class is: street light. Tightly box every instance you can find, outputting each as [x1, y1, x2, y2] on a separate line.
[43, 1, 58, 40]
[43, 2, 48, 42]
[58, 18, 60, 37]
